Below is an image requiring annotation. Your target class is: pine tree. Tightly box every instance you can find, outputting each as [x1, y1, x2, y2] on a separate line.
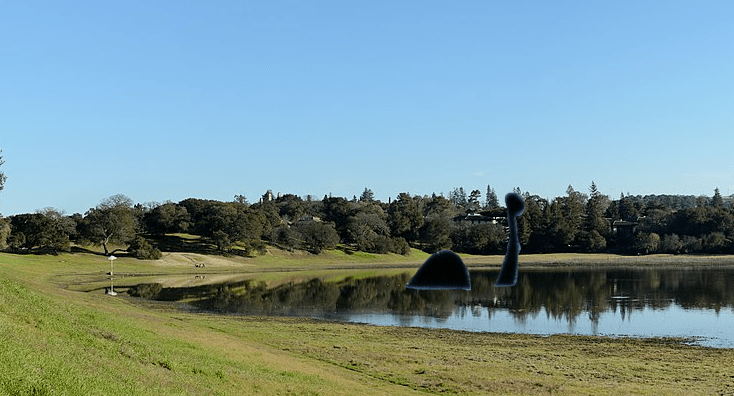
[485, 185, 499, 208]
[448, 187, 467, 209]
[359, 188, 375, 203]
[467, 189, 482, 213]
[582, 181, 610, 251]
[712, 188, 724, 207]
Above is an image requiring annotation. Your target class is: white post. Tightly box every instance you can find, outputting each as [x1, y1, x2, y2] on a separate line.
[107, 255, 117, 296]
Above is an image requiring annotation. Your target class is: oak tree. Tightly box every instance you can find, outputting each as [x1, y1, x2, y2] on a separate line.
[81, 195, 138, 255]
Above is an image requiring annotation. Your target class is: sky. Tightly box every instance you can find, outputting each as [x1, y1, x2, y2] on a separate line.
[1, 1, 733, 216]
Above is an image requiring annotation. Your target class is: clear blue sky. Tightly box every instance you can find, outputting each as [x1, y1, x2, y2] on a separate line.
[1, 1, 733, 216]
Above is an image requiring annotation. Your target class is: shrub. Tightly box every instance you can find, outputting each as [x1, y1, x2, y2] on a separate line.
[392, 237, 411, 255]
[128, 236, 163, 260]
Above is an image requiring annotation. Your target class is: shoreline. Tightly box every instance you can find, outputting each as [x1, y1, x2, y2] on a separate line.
[463, 252, 734, 268]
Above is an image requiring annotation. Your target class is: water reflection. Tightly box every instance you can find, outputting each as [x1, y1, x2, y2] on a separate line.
[128, 267, 734, 348]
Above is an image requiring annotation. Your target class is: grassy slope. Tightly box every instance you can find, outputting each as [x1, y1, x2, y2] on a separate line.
[0, 253, 418, 395]
[1, 250, 734, 395]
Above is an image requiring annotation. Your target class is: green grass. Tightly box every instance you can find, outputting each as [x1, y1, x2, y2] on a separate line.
[2, 250, 734, 395]
[0, 253, 411, 395]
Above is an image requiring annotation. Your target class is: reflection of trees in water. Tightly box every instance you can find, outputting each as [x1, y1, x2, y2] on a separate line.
[484, 268, 734, 324]
[498, 268, 734, 324]
[136, 267, 734, 324]
[197, 273, 461, 318]
[663, 269, 733, 313]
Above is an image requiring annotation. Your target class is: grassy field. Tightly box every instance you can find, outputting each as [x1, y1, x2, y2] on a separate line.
[2, 249, 734, 395]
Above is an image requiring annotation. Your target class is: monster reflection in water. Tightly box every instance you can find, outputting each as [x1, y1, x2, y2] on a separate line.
[406, 192, 525, 290]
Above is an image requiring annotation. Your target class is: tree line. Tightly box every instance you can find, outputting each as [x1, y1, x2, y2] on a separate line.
[0, 182, 733, 258]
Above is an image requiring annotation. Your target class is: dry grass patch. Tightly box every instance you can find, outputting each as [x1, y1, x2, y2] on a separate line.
[220, 318, 734, 395]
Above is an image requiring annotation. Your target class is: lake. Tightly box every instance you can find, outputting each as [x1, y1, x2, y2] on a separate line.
[127, 266, 734, 348]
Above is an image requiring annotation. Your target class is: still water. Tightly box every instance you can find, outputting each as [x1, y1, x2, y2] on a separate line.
[130, 267, 734, 348]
